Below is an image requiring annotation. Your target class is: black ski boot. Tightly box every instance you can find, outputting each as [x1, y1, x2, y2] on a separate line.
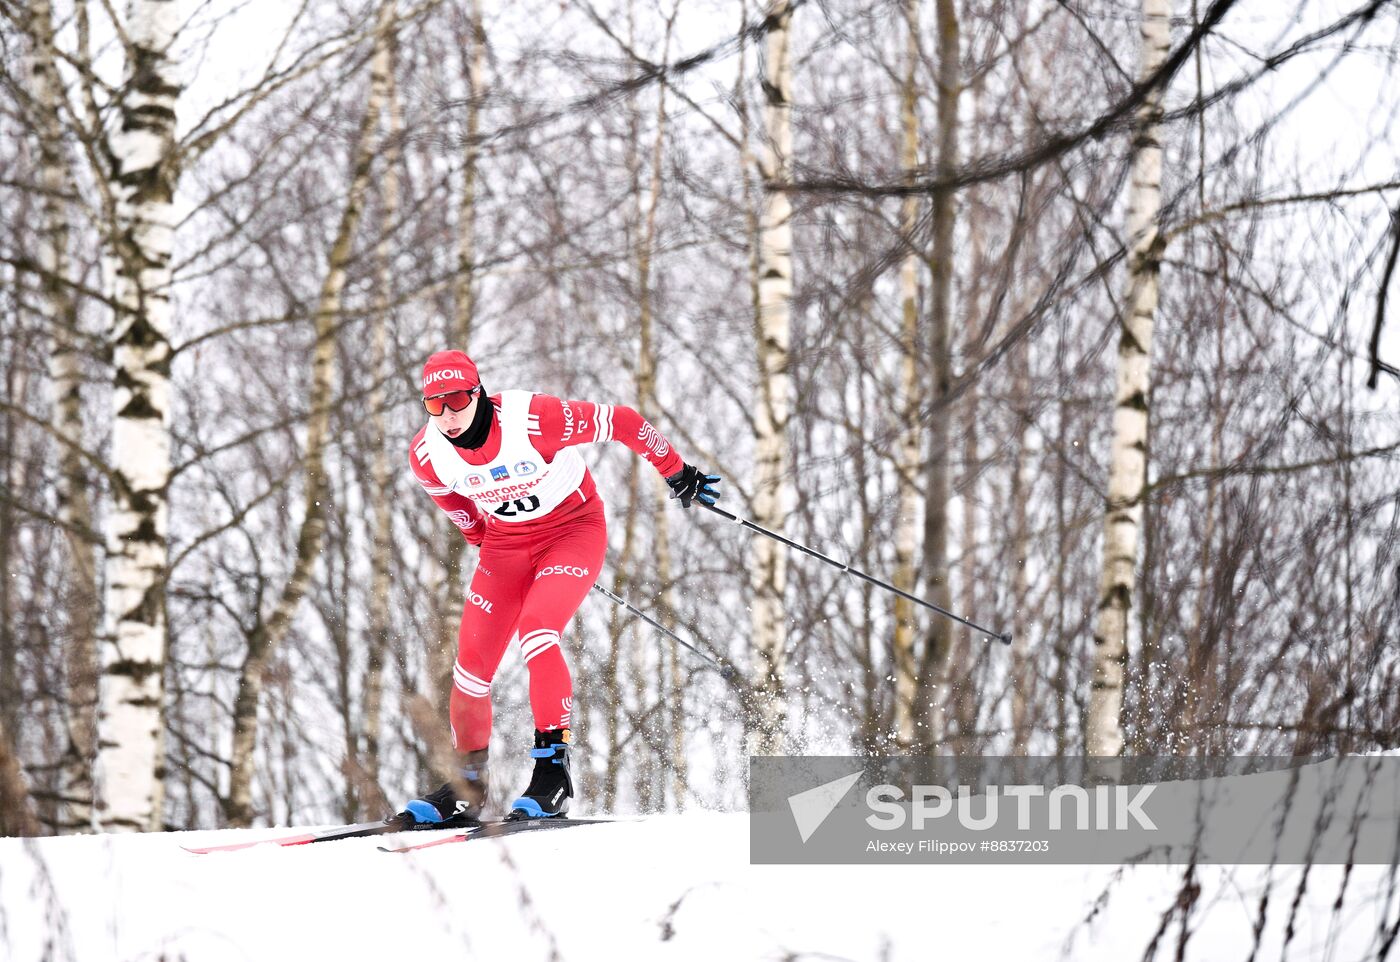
[508, 729, 573, 820]
[395, 749, 489, 829]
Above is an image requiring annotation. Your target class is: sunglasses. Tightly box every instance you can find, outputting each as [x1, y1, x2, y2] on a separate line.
[423, 387, 480, 416]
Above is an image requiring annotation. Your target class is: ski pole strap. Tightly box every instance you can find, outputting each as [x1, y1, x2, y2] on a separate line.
[700, 502, 1012, 646]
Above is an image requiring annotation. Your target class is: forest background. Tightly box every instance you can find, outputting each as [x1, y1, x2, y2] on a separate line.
[0, 0, 1397, 836]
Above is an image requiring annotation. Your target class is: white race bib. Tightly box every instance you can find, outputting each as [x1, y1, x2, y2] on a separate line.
[423, 390, 586, 523]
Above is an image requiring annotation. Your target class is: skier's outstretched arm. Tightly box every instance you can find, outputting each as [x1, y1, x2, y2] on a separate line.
[532, 394, 721, 507]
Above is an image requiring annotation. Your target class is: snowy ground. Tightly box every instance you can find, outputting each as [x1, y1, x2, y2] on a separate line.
[1, 813, 1396, 962]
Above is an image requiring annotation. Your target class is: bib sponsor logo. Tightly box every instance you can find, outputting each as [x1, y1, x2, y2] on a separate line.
[536, 565, 590, 580]
[467, 473, 485, 487]
[514, 460, 538, 476]
[489, 480, 542, 501]
[424, 369, 467, 389]
[467, 590, 494, 614]
[490, 465, 509, 481]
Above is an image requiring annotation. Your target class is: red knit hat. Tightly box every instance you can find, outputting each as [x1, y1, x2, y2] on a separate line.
[421, 350, 480, 396]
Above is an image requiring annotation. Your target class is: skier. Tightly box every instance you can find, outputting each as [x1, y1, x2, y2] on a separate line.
[396, 350, 721, 825]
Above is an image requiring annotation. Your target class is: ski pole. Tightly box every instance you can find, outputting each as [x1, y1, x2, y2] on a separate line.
[699, 502, 1012, 646]
[591, 583, 740, 680]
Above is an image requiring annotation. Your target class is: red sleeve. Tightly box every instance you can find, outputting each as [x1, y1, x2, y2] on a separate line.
[530, 394, 684, 478]
[408, 428, 487, 544]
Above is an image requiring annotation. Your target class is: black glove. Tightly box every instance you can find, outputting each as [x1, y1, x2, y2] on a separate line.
[665, 463, 721, 508]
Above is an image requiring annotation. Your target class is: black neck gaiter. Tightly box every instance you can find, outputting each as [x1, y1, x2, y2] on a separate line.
[447, 391, 493, 450]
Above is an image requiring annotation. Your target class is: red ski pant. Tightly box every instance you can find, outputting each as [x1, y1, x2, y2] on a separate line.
[448, 503, 605, 752]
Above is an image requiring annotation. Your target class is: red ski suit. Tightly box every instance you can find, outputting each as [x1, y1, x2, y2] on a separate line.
[409, 391, 682, 752]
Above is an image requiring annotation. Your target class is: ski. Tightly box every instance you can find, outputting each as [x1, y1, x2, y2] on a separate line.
[380, 816, 625, 853]
[182, 819, 414, 854]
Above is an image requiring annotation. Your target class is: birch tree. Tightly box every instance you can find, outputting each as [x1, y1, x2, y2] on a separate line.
[636, 7, 682, 806]
[96, 0, 183, 833]
[361, 15, 405, 815]
[25, 0, 101, 830]
[750, 0, 794, 755]
[1086, 0, 1172, 758]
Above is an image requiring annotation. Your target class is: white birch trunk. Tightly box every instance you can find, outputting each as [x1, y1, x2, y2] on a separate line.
[96, 0, 182, 833]
[226, 1, 396, 825]
[892, 0, 922, 748]
[750, 0, 794, 756]
[1086, 0, 1171, 758]
[29, 0, 101, 831]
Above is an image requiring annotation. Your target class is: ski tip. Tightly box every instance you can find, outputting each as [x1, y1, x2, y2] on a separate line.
[181, 842, 265, 855]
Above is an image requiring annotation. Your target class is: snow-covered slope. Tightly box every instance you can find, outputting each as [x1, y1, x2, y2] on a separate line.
[1, 813, 1395, 961]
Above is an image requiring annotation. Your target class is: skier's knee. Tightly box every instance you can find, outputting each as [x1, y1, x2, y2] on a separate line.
[453, 662, 492, 698]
